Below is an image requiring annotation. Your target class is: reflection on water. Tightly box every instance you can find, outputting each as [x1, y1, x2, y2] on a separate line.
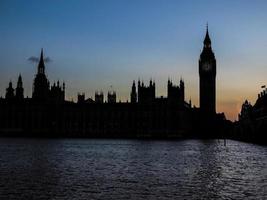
[0, 139, 266, 199]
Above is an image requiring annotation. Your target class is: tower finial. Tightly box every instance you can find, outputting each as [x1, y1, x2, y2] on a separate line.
[38, 48, 45, 74]
[40, 48, 44, 63]
[18, 74, 22, 85]
[204, 23, 211, 47]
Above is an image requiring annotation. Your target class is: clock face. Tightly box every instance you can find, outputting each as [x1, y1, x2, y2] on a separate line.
[203, 63, 211, 71]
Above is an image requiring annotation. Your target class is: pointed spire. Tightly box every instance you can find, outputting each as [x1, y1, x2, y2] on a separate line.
[6, 80, 14, 99]
[9, 80, 13, 88]
[204, 23, 211, 47]
[41, 48, 44, 60]
[38, 48, 45, 74]
[18, 74, 22, 83]
[131, 80, 137, 103]
[132, 80, 136, 89]
[16, 74, 24, 99]
[17, 74, 23, 88]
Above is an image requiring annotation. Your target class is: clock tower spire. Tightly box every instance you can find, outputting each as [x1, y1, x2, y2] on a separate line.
[204, 24, 211, 48]
[199, 25, 216, 115]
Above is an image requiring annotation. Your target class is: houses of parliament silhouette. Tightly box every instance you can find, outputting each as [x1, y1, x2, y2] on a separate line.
[0, 27, 266, 142]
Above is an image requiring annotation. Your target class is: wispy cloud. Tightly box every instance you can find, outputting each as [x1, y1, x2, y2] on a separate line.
[27, 57, 52, 63]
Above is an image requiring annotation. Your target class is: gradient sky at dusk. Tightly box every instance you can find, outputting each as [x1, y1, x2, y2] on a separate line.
[1, 0, 267, 121]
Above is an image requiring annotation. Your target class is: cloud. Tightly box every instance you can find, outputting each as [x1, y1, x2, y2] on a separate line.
[27, 56, 52, 63]
[27, 56, 39, 63]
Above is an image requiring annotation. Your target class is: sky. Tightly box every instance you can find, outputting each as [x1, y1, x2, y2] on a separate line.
[0, 0, 267, 121]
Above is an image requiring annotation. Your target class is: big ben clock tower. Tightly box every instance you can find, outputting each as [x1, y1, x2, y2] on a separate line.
[199, 26, 216, 114]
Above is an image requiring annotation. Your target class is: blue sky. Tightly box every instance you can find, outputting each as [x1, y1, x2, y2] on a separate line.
[1, 0, 267, 120]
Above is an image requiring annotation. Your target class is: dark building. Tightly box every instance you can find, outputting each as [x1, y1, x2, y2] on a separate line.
[137, 79, 155, 103]
[32, 49, 65, 103]
[234, 88, 267, 143]
[15, 74, 24, 100]
[130, 81, 137, 103]
[5, 81, 15, 100]
[199, 26, 216, 115]
[238, 100, 252, 121]
[95, 91, 104, 103]
[167, 79, 184, 104]
[0, 27, 239, 140]
[50, 81, 65, 103]
[78, 93, 85, 103]
[107, 91, 116, 103]
[32, 49, 50, 101]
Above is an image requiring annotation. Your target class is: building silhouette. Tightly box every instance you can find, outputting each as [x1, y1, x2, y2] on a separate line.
[137, 79, 155, 103]
[32, 49, 65, 103]
[1, 27, 264, 142]
[130, 81, 137, 103]
[32, 49, 50, 101]
[107, 91, 116, 103]
[95, 91, 104, 103]
[5, 81, 15, 100]
[16, 74, 24, 100]
[167, 79, 184, 104]
[50, 81, 65, 103]
[199, 25, 216, 115]
[233, 88, 267, 143]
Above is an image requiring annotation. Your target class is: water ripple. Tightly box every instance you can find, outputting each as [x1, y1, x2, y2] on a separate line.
[0, 139, 266, 199]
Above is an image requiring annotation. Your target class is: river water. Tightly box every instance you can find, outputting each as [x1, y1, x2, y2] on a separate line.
[0, 139, 266, 199]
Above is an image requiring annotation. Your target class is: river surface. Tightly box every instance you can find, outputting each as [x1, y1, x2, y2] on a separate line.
[0, 139, 266, 199]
